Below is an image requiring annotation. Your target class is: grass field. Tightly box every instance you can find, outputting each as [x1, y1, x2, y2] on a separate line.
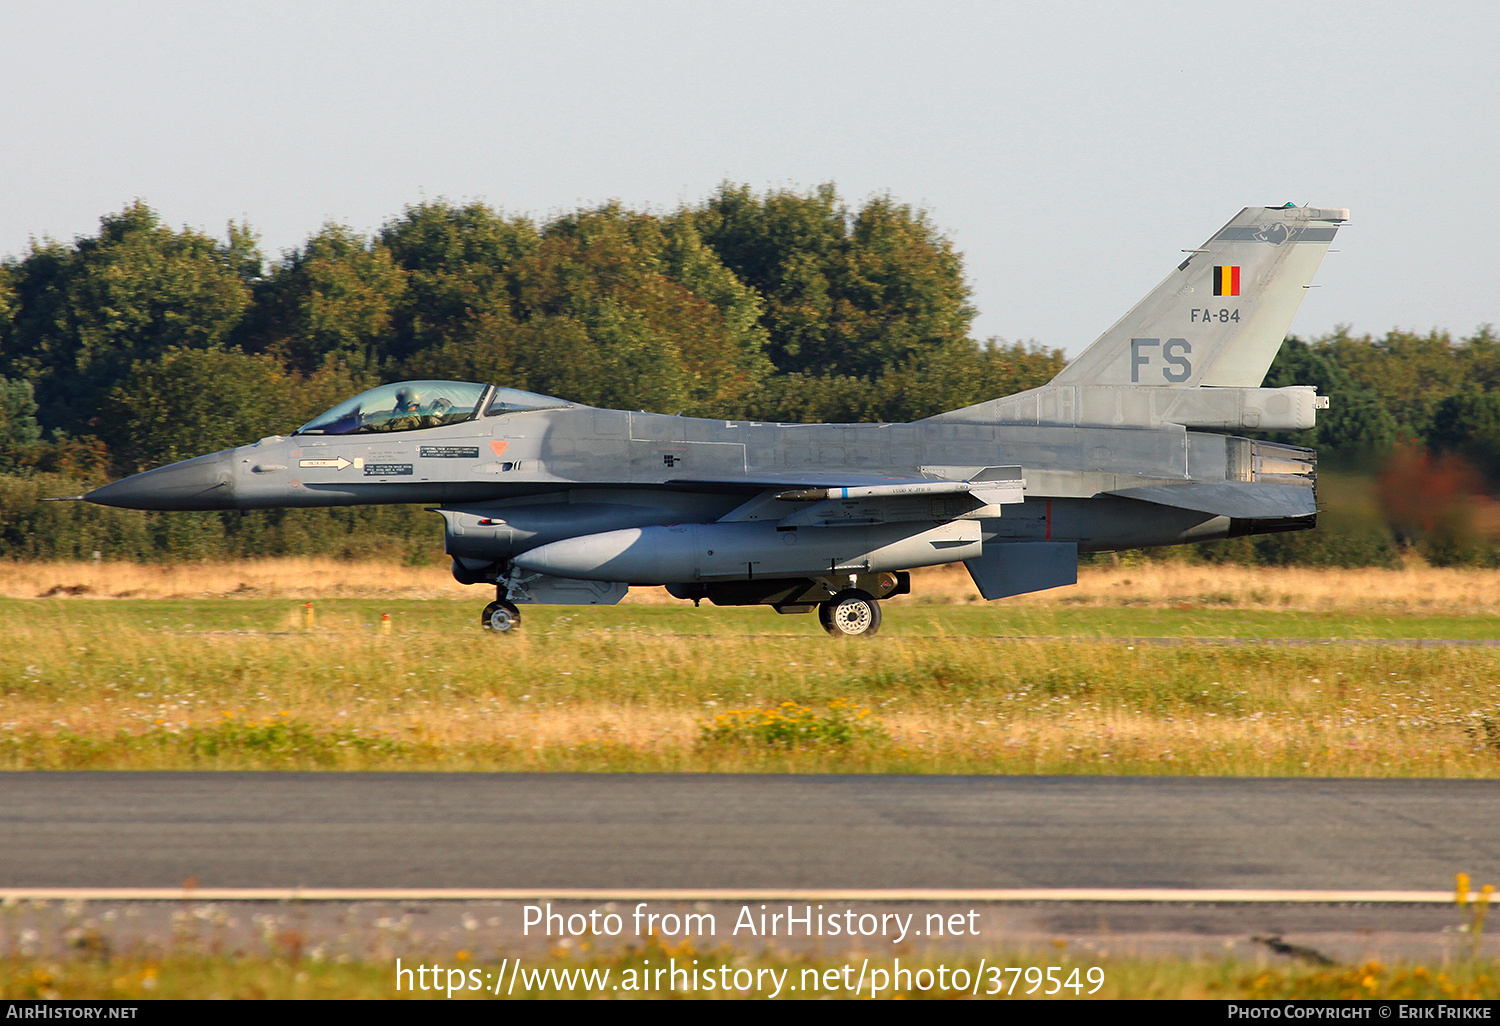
[9, 557, 1500, 614]
[2, 559, 1498, 999]
[3, 894, 1497, 1000]
[3, 950, 1495, 1000]
[0, 559, 1497, 776]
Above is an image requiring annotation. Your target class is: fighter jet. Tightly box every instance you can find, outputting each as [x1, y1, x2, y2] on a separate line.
[83, 204, 1346, 636]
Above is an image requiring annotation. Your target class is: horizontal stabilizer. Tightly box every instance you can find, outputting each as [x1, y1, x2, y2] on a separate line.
[1107, 481, 1315, 519]
[964, 542, 1079, 601]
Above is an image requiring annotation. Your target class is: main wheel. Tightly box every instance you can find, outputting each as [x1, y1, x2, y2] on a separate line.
[819, 589, 881, 637]
[481, 599, 522, 633]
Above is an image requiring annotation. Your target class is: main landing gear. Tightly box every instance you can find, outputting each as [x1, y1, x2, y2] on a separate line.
[478, 571, 900, 637]
[818, 589, 882, 638]
[481, 599, 522, 633]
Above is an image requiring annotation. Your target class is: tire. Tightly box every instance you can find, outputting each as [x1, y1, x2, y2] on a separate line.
[819, 589, 881, 637]
[481, 600, 522, 633]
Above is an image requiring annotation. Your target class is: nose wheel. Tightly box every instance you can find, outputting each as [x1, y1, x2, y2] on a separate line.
[481, 599, 522, 633]
[819, 589, 881, 637]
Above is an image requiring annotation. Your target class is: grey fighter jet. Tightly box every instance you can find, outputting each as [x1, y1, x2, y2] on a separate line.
[83, 204, 1347, 636]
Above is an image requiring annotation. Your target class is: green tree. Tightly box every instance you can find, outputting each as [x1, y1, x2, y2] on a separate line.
[0, 202, 257, 434]
[497, 204, 772, 415]
[0, 375, 44, 474]
[379, 200, 540, 367]
[871, 341, 1065, 422]
[1319, 328, 1467, 439]
[0, 376, 41, 447]
[692, 183, 976, 380]
[98, 347, 294, 471]
[239, 224, 407, 374]
[744, 340, 1064, 424]
[1428, 390, 1500, 484]
[1263, 336, 1397, 464]
[1456, 325, 1500, 389]
[0, 262, 16, 360]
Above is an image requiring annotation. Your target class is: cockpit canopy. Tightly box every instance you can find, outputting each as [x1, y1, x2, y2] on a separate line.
[293, 381, 571, 436]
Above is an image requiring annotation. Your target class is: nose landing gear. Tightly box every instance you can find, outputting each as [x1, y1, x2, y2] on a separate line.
[481, 599, 522, 633]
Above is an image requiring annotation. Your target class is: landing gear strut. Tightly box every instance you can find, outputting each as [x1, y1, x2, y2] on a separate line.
[818, 589, 882, 637]
[481, 599, 522, 633]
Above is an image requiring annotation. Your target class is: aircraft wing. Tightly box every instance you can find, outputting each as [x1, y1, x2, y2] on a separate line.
[1104, 481, 1316, 519]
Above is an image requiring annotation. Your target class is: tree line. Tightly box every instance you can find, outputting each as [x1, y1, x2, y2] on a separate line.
[0, 186, 1060, 474]
[0, 186, 1494, 565]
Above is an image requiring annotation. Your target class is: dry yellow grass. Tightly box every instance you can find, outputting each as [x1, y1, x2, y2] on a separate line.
[1, 613, 1496, 775]
[905, 559, 1500, 614]
[4, 556, 1500, 614]
[2, 691, 1493, 776]
[2, 556, 1499, 614]
[6, 947, 1495, 1000]
[0, 557, 462, 600]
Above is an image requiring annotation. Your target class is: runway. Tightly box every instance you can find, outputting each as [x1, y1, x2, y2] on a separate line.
[4, 773, 1498, 892]
[1006, 636, 1500, 647]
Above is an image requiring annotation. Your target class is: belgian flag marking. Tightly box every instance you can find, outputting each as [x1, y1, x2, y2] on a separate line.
[1212, 265, 1241, 297]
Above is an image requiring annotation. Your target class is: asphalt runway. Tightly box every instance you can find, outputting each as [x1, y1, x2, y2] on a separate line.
[4, 773, 1498, 892]
[1015, 637, 1500, 647]
[638, 637, 1500, 646]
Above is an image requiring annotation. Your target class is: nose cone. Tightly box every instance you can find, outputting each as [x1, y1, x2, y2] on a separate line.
[84, 450, 237, 510]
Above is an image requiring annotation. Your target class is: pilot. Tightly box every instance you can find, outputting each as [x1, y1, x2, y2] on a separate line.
[368, 387, 429, 432]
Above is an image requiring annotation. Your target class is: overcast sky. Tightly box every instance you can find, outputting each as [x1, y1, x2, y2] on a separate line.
[2, 0, 1496, 356]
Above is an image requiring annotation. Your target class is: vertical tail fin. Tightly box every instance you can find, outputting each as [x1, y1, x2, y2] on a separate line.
[927, 204, 1346, 430]
[1052, 204, 1347, 388]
